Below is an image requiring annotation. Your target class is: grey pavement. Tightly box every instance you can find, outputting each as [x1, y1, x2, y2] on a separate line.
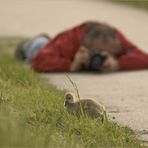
[0, 0, 148, 141]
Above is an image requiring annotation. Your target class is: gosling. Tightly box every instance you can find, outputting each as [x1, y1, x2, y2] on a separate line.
[64, 92, 106, 122]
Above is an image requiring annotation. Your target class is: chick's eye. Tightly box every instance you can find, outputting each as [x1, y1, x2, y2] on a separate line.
[67, 96, 71, 100]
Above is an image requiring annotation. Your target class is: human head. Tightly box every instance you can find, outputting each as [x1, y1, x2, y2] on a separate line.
[84, 22, 122, 56]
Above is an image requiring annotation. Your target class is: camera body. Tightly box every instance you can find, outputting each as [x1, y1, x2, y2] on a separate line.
[89, 49, 107, 71]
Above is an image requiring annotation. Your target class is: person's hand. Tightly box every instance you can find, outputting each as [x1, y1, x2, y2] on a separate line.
[70, 46, 90, 72]
[100, 53, 120, 72]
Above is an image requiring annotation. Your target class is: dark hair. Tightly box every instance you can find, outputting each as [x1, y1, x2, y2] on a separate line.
[14, 39, 28, 61]
[83, 22, 116, 49]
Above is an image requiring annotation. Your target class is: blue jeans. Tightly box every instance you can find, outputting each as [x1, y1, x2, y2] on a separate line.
[23, 36, 49, 61]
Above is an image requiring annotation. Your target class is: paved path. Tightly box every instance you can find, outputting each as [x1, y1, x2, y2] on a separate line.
[1, 0, 148, 141]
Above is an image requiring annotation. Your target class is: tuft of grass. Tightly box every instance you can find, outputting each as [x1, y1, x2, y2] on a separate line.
[0, 37, 141, 147]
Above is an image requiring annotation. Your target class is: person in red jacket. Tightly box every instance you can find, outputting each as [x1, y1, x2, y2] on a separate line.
[15, 21, 148, 72]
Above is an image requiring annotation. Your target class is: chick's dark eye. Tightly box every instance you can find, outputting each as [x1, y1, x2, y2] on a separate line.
[67, 96, 71, 100]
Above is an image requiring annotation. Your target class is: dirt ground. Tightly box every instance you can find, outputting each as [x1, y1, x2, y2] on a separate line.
[0, 0, 148, 141]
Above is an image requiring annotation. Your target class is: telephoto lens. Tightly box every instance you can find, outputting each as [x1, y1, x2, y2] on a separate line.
[89, 49, 107, 71]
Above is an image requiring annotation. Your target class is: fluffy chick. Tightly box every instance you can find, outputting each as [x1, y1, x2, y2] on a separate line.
[64, 92, 106, 122]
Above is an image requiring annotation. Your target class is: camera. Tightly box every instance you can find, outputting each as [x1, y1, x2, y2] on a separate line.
[89, 49, 107, 71]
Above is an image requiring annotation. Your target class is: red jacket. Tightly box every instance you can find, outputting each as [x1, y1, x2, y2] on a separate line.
[31, 22, 148, 72]
[116, 30, 148, 70]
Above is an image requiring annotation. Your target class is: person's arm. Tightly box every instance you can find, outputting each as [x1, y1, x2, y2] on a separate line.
[31, 46, 71, 72]
[99, 53, 120, 72]
[31, 22, 87, 72]
[70, 46, 90, 72]
[113, 29, 148, 70]
[32, 46, 91, 72]
[117, 48, 148, 70]
[116, 29, 136, 53]
[100, 49, 148, 72]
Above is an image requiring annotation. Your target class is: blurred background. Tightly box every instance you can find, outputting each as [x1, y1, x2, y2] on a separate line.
[0, 0, 148, 52]
[112, 0, 148, 9]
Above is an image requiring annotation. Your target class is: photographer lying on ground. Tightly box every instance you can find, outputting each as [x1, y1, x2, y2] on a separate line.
[15, 21, 148, 72]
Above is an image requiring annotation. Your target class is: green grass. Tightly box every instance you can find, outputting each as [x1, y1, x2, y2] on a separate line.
[0, 37, 141, 147]
[111, 0, 148, 10]
[0, 36, 24, 55]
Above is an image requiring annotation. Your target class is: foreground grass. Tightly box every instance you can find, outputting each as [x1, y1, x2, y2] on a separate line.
[111, 0, 148, 10]
[0, 37, 141, 147]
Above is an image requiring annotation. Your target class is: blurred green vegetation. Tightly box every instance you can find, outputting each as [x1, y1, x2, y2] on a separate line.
[112, 0, 148, 10]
